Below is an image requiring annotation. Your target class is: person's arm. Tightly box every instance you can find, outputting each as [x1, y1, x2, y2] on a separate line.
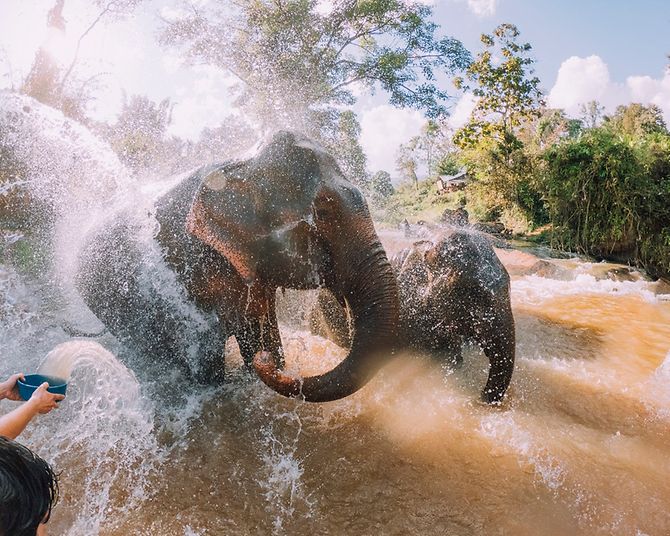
[0, 383, 64, 440]
[0, 373, 24, 401]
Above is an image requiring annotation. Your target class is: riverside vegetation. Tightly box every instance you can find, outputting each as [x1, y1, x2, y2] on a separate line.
[378, 25, 670, 280]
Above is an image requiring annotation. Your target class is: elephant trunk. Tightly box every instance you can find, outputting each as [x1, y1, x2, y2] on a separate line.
[254, 226, 399, 402]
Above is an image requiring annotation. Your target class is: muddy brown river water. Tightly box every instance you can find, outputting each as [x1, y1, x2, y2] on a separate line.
[2, 230, 670, 535]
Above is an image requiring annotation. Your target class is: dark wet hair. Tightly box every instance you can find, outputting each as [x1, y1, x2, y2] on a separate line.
[0, 436, 59, 536]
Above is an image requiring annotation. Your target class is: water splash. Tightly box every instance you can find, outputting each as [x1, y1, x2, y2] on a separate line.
[258, 409, 315, 534]
[19, 340, 163, 535]
[513, 273, 661, 305]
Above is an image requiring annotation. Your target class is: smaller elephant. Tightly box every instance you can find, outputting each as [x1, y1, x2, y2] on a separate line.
[311, 228, 515, 404]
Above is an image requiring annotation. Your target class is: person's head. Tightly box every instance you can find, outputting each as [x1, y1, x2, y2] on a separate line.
[0, 437, 59, 536]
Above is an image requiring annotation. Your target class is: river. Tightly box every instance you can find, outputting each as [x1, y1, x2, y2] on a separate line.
[1, 226, 669, 536]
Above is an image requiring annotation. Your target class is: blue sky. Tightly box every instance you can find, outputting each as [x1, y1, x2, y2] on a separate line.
[436, 0, 669, 87]
[1, 0, 669, 173]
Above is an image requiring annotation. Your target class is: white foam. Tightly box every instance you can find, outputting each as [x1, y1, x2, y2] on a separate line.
[512, 273, 660, 305]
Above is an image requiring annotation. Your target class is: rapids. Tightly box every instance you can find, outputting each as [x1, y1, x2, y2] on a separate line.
[1, 229, 669, 535]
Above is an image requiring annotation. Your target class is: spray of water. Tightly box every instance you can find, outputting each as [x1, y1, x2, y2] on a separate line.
[19, 341, 162, 534]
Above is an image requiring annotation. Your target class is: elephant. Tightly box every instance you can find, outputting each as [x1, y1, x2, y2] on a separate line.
[75, 130, 399, 402]
[310, 227, 515, 404]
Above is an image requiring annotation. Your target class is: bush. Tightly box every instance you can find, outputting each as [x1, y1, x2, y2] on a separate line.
[378, 179, 454, 225]
[539, 128, 670, 277]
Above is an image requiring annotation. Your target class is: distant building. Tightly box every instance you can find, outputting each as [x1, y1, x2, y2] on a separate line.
[436, 170, 470, 192]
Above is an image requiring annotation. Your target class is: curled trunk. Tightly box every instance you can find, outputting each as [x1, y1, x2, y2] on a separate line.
[254, 231, 399, 402]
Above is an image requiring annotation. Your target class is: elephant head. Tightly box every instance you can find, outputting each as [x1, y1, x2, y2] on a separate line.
[187, 131, 400, 402]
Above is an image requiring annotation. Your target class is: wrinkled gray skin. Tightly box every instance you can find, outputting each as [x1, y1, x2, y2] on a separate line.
[311, 227, 515, 404]
[76, 131, 399, 402]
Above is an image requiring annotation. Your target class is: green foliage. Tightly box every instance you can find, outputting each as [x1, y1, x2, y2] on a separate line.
[160, 0, 470, 134]
[604, 103, 667, 137]
[381, 179, 453, 224]
[395, 138, 419, 188]
[192, 119, 257, 164]
[579, 100, 604, 129]
[540, 129, 639, 253]
[453, 23, 543, 148]
[104, 94, 173, 174]
[435, 152, 460, 175]
[524, 108, 582, 149]
[631, 132, 670, 277]
[326, 110, 369, 189]
[370, 170, 395, 205]
[539, 128, 670, 277]
[451, 24, 544, 231]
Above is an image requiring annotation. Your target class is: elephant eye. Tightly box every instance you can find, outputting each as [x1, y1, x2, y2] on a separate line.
[314, 206, 330, 221]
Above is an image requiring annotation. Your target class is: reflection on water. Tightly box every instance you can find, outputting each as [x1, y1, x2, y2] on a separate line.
[1, 230, 670, 535]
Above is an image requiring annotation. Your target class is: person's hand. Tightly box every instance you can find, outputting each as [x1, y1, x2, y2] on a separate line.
[0, 373, 25, 401]
[27, 383, 64, 414]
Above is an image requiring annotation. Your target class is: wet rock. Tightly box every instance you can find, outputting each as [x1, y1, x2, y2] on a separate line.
[524, 260, 572, 280]
[604, 266, 642, 282]
[440, 207, 469, 226]
[651, 278, 670, 296]
[494, 248, 543, 277]
[472, 221, 507, 236]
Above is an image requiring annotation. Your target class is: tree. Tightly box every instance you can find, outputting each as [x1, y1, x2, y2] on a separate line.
[453, 23, 543, 148]
[579, 100, 604, 129]
[159, 0, 470, 136]
[104, 94, 174, 174]
[21, 0, 141, 121]
[21, 0, 66, 108]
[191, 119, 257, 164]
[415, 120, 440, 176]
[523, 107, 582, 149]
[370, 170, 394, 204]
[435, 152, 460, 175]
[396, 118, 450, 187]
[58, 0, 142, 92]
[452, 23, 544, 227]
[539, 127, 670, 279]
[604, 103, 667, 137]
[396, 139, 419, 188]
[328, 110, 369, 189]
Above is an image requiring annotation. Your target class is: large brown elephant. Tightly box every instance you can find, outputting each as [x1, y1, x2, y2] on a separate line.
[76, 131, 399, 402]
[311, 228, 515, 404]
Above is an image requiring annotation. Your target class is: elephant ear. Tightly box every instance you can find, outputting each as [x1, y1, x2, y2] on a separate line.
[186, 132, 324, 282]
[187, 162, 262, 282]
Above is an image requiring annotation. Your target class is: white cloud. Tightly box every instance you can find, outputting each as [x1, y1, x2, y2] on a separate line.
[448, 92, 477, 129]
[627, 72, 670, 116]
[448, 0, 499, 16]
[548, 55, 670, 123]
[547, 55, 612, 113]
[360, 105, 425, 175]
[466, 0, 498, 17]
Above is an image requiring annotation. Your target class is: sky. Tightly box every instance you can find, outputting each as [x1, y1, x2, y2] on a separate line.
[1, 0, 669, 176]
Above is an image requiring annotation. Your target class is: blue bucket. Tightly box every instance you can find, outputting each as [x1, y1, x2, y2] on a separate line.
[17, 374, 68, 401]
